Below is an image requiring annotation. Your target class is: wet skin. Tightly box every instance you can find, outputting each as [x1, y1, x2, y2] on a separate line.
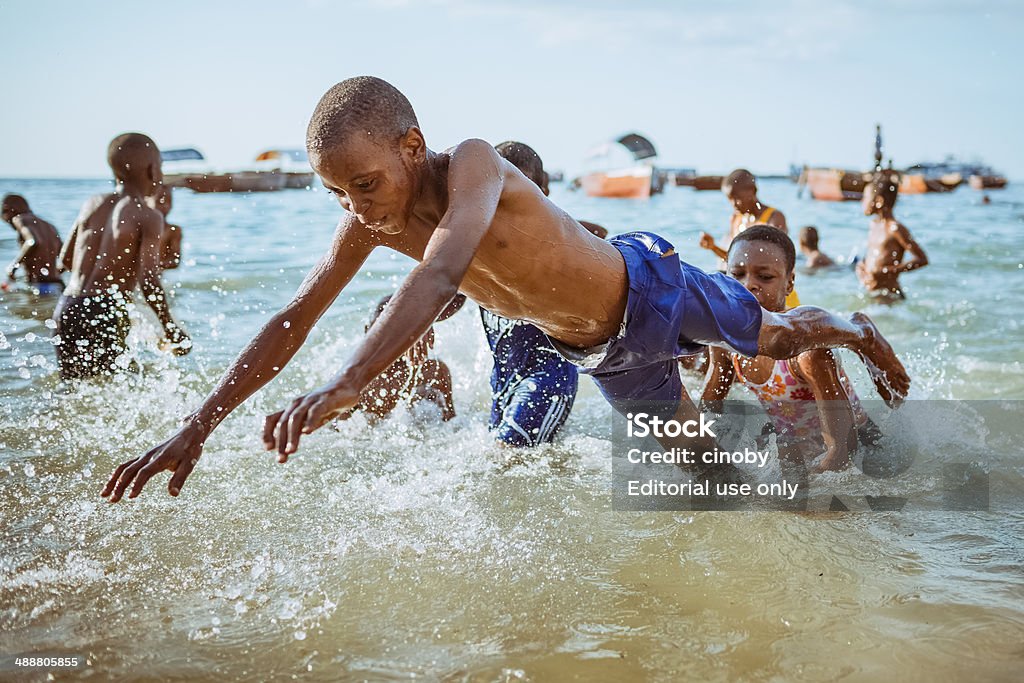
[104, 130, 909, 502]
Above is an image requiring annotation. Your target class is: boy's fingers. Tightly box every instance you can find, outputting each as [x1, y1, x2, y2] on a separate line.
[109, 458, 146, 502]
[168, 457, 197, 496]
[284, 403, 310, 458]
[128, 456, 168, 499]
[263, 411, 284, 449]
[102, 461, 130, 497]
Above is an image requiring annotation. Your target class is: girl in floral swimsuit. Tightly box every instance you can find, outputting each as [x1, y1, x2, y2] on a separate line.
[701, 226, 883, 472]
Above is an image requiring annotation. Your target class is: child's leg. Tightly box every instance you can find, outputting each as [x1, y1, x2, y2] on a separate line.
[757, 308, 909, 406]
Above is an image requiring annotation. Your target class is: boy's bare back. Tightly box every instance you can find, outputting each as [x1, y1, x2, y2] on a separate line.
[11, 213, 63, 283]
[65, 194, 164, 297]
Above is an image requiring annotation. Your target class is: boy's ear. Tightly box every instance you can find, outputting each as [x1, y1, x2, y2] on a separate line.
[787, 272, 795, 294]
[400, 127, 426, 163]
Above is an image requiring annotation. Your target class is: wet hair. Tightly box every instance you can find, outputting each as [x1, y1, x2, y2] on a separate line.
[799, 225, 819, 249]
[306, 76, 419, 160]
[869, 170, 899, 210]
[722, 168, 756, 194]
[2, 193, 30, 217]
[729, 224, 796, 273]
[107, 133, 160, 183]
[494, 140, 545, 188]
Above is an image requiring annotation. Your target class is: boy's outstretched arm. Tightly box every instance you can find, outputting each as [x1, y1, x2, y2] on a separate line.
[793, 350, 857, 473]
[265, 139, 504, 458]
[893, 223, 928, 273]
[102, 216, 375, 502]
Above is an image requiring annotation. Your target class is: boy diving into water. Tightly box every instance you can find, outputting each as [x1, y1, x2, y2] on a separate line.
[104, 76, 908, 502]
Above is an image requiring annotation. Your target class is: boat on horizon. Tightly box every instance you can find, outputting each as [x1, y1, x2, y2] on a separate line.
[576, 133, 664, 199]
[161, 148, 307, 193]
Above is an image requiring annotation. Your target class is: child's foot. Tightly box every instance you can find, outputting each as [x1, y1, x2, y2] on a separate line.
[850, 312, 910, 407]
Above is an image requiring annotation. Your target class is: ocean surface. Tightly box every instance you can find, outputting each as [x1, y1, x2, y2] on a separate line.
[1, 177, 1022, 681]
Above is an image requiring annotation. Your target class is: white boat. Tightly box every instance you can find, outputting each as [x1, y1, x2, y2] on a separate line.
[577, 133, 664, 199]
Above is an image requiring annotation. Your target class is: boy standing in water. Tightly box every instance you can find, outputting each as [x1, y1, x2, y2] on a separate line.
[698, 168, 788, 263]
[702, 227, 882, 473]
[105, 77, 907, 502]
[857, 171, 928, 300]
[56, 133, 190, 379]
[2, 194, 64, 295]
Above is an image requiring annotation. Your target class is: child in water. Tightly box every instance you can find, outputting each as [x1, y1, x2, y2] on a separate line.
[2, 194, 64, 295]
[105, 77, 908, 502]
[145, 185, 183, 271]
[702, 226, 883, 472]
[857, 171, 928, 300]
[798, 226, 835, 270]
[341, 295, 456, 423]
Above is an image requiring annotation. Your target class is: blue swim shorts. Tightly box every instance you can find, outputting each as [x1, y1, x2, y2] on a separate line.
[547, 231, 762, 418]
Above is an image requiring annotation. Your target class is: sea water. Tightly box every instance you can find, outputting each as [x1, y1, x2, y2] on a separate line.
[1, 178, 1022, 680]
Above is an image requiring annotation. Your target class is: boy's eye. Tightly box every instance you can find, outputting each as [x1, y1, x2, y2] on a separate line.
[356, 179, 375, 190]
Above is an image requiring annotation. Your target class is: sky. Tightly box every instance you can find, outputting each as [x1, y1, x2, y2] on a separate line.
[1, 0, 1022, 178]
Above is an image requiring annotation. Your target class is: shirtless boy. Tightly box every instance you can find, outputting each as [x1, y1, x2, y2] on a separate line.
[702, 227, 883, 473]
[698, 168, 788, 263]
[2, 194, 64, 295]
[56, 133, 190, 379]
[857, 171, 928, 300]
[104, 77, 908, 502]
[343, 295, 455, 423]
[145, 185, 183, 271]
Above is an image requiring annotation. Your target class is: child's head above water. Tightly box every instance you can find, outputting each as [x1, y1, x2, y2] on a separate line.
[495, 140, 548, 195]
[798, 225, 820, 252]
[863, 170, 899, 216]
[1, 193, 30, 224]
[727, 224, 796, 312]
[107, 133, 162, 189]
[306, 76, 424, 235]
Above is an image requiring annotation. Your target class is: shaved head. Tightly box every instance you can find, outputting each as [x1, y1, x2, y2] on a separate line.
[107, 133, 160, 184]
[495, 140, 545, 188]
[722, 168, 756, 195]
[2, 193, 30, 219]
[306, 76, 419, 164]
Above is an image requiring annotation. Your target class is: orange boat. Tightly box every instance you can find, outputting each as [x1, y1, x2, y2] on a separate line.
[578, 133, 663, 199]
[799, 167, 868, 201]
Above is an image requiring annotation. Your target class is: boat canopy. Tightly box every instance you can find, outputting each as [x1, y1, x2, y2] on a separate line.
[616, 133, 657, 161]
[161, 148, 205, 162]
[255, 149, 308, 162]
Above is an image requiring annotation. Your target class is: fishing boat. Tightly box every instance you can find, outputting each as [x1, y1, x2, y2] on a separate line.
[692, 175, 725, 191]
[797, 167, 869, 201]
[254, 149, 316, 189]
[161, 148, 294, 193]
[578, 133, 664, 199]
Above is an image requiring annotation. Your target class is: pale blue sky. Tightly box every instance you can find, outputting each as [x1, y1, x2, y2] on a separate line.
[1, 0, 1021, 178]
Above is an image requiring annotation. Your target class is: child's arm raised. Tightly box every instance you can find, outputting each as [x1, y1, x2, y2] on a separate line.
[893, 222, 928, 274]
[102, 215, 376, 502]
[263, 139, 504, 459]
[793, 350, 857, 473]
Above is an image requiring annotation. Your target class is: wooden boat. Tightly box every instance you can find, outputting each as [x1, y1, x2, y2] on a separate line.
[799, 167, 868, 201]
[692, 175, 725, 191]
[254, 149, 316, 189]
[969, 174, 1008, 190]
[578, 133, 663, 199]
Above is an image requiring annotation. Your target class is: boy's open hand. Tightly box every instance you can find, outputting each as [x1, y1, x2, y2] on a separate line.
[102, 422, 207, 502]
[263, 382, 361, 461]
[698, 232, 716, 250]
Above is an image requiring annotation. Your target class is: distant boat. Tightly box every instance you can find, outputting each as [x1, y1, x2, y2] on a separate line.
[902, 157, 1006, 193]
[969, 174, 1008, 190]
[161, 147, 303, 193]
[798, 167, 869, 201]
[577, 133, 664, 199]
[692, 175, 725, 192]
[254, 149, 316, 189]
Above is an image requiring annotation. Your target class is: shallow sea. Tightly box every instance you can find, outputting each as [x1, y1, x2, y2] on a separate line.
[1, 178, 1022, 681]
